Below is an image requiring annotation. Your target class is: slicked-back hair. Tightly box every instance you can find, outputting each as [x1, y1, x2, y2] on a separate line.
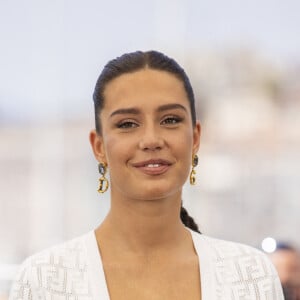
[93, 50, 196, 133]
[92, 50, 200, 233]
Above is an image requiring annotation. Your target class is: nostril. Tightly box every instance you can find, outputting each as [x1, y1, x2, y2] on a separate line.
[142, 144, 162, 151]
[139, 137, 164, 151]
[144, 145, 162, 151]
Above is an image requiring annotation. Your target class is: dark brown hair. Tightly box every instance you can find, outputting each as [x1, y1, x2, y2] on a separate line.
[93, 50, 200, 233]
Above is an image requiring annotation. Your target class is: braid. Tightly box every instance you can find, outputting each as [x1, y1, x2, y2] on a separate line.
[180, 206, 201, 233]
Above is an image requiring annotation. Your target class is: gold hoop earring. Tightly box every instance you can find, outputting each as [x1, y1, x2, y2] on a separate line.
[189, 154, 198, 185]
[97, 163, 109, 193]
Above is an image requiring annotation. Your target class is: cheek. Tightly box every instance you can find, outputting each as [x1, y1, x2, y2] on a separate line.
[181, 131, 194, 166]
[103, 134, 133, 167]
[168, 129, 193, 168]
[104, 136, 119, 163]
[174, 128, 193, 154]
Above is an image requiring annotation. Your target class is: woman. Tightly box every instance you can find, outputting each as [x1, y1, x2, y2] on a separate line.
[9, 51, 284, 299]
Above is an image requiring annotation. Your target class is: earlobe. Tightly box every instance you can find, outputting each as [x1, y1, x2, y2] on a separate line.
[89, 130, 107, 163]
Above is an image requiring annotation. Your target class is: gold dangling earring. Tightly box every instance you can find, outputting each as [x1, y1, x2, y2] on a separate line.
[97, 162, 109, 193]
[190, 154, 198, 185]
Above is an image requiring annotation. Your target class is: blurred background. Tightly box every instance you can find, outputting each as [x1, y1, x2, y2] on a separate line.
[1, 0, 300, 298]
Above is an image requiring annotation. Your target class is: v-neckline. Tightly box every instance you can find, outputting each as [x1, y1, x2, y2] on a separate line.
[85, 229, 214, 300]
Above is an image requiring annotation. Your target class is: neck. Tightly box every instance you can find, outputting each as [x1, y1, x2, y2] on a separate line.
[95, 192, 189, 254]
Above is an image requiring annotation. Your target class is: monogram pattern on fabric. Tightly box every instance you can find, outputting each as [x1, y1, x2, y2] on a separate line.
[9, 238, 92, 300]
[9, 233, 284, 300]
[205, 237, 283, 300]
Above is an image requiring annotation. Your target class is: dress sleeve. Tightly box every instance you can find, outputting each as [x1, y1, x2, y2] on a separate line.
[9, 258, 34, 300]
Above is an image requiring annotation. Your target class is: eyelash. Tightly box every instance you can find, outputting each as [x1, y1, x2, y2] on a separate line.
[117, 120, 138, 129]
[161, 116, 183, 125]
[116, 116, 183, 129]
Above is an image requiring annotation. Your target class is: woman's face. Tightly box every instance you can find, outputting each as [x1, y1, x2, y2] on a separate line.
[90, 69, 200, 201]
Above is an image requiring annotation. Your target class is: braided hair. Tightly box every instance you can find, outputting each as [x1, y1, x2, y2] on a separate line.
[180, 206, 201, 233]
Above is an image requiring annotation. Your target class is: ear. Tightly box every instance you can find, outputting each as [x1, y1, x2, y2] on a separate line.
[192, 121, 201, 155]
[89, 130, 107, 163]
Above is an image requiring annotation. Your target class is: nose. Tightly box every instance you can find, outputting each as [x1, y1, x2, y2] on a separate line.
[138, 125, 165, 151]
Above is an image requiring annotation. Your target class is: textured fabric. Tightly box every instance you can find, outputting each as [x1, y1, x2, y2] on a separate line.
[190, 231, 284, 299]
[9, 230, 284, 299]
[9, 234, 93, 300]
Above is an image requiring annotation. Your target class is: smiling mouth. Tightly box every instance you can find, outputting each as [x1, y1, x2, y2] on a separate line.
[132, 159, 172, 175]
[145, 163, 162, 168]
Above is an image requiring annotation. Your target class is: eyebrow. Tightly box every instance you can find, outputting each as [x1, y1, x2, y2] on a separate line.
[156, 103, 187, 113]
[110, 107, 140, 118]
[110, 103, 187, 118]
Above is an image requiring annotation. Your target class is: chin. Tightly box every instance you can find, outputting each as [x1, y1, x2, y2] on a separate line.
[132, 185, 181, 201]
[114, 178, 184, 201]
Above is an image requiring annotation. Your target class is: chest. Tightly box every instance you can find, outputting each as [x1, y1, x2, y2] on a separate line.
[102, 257, 201, 300]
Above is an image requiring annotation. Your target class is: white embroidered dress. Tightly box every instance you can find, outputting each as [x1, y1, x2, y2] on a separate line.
[9, 229, 284, 299]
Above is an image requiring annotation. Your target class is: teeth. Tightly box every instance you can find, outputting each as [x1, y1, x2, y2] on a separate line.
[146, 164, 161, 168]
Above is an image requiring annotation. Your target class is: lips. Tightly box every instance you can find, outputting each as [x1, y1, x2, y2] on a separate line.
[132, 159, 172, 175]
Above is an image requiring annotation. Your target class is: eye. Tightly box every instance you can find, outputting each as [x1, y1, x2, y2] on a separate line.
[161, 116, 183, 126]
[117, 120, 139, 129]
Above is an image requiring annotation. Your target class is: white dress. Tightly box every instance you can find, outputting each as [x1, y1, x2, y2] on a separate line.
[9, 229, 284, 299]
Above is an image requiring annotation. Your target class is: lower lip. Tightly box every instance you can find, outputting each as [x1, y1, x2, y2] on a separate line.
[135, 165, 171, 175]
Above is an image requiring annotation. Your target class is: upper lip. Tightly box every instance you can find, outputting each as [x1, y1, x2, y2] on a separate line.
[132, 159, 172, 167]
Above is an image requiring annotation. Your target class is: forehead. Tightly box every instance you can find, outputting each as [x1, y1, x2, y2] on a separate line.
[102, 69, 189, 110]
